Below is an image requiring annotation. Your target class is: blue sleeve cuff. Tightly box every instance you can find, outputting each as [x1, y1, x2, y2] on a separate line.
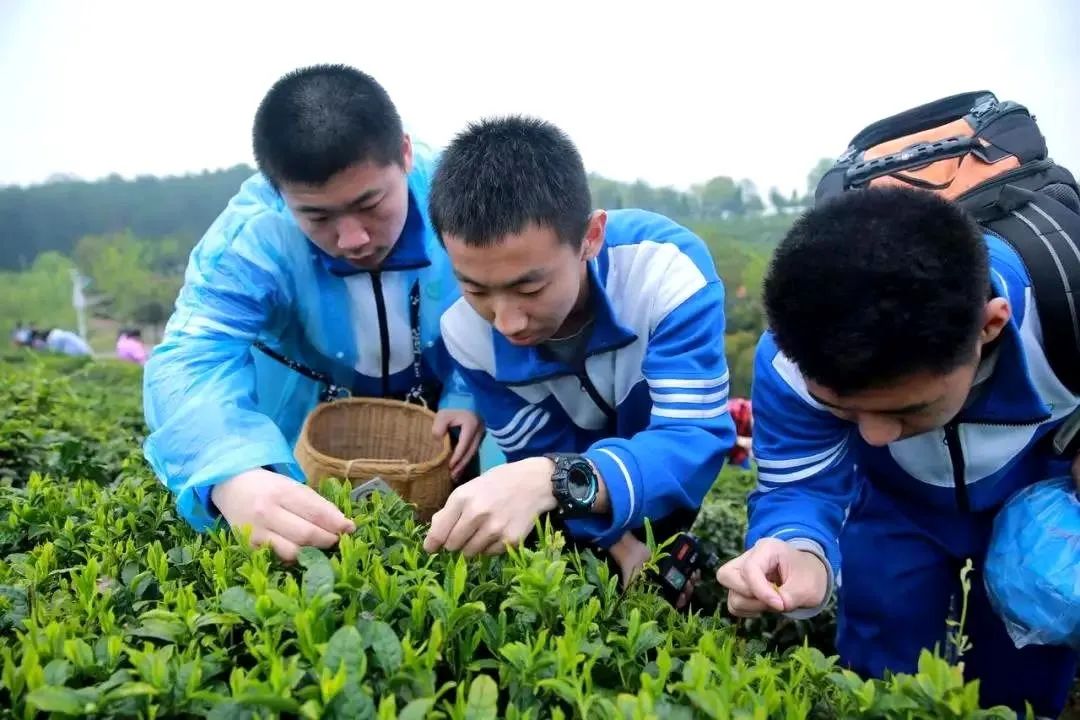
[145, 432, 304, 533]
[563, 447, 642, 548]
[186, 462, 290, 529]
[193, 484, 220, 520]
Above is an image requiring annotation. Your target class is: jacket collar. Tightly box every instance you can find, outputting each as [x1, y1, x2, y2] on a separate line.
[492, 257, 639, 385]
[956, 274, 1052, 425]
[315, 183, 432, 276]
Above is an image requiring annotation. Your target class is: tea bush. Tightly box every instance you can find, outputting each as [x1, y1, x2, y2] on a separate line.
[689, 469, 837, 657]
[0, 357, 1030, 718]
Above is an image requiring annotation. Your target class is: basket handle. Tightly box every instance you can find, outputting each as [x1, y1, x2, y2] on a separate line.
[343, 457, 410, 479]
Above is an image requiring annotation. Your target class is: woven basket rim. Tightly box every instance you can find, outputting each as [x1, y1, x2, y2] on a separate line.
[297, 396, 451, 473]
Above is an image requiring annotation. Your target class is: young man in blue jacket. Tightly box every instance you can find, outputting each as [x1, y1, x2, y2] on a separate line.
[421, 116, 736, 591]
[715, 186, 1079, 716]
[143, 65, 481, 562]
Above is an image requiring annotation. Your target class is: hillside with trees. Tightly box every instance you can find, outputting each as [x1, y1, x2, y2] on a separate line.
[0, 160, 833, 395]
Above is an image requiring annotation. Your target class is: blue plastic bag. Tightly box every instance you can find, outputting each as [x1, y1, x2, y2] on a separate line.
[984, 476, 1080, 651]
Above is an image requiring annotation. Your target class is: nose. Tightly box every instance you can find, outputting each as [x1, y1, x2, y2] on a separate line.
[857, 415, 903, 447]
[492, 298, 528, 337]
[336, 215, 371, 252]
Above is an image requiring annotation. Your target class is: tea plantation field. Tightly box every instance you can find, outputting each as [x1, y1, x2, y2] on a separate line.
[0, 353, 1059, 718]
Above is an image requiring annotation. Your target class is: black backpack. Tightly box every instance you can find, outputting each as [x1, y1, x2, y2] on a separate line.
[816, 90, 1080, 397]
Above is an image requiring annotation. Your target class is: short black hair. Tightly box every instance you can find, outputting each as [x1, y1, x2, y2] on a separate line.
[429, 115, 591, 248]
[763, 186, 990, 394]
[252, 64, 403, 188]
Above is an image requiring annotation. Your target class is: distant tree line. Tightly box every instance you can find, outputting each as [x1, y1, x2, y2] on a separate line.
[0, 158, 834, 391]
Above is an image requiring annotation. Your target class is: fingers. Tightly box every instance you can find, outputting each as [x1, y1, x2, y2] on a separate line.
[267, 505, 341, 549]
[461, 522, 501, 558]
[285, 484, 355, 534]
[423, 496, 463, 553]
[740, 554, 785, 612]
[608, 533, 650, 591]
[715, 545, 785, 617]
[715, 558, 749, 595]
[252, 530, 300, 564]
[676, 569, 701, 609]
[727, 593, 771, 618]
[484, 537, 510, 555]
[432, 411, 452, 438]
[440, 501, 484, 553]
[622, 561, 647, 591]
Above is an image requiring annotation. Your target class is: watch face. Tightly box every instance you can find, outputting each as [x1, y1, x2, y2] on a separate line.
[567, 464, 594, 503]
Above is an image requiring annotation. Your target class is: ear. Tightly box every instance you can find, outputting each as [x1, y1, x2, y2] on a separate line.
[580, 210, 607, 261]
[401, 134, 414, 174]
[979, 297, 1012, 345]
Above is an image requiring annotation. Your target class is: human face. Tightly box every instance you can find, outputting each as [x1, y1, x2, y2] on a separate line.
[805, 298, 1011, 446]
[443, 213, 605, 346]
[280, 136, 413, 270]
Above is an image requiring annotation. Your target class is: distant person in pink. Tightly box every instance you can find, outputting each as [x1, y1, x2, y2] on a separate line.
[116, 328, 148, 365]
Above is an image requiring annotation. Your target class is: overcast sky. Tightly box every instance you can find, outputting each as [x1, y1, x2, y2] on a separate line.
[2, 0, 1078, 195]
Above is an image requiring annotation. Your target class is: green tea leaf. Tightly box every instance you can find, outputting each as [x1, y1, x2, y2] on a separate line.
[324, 626, 365, 680]
[27, 685, 90, 714]
[359, 619, 402, 673]
[465, 674, 498, 720]
[103, 681, 160, 702]
[326, 683, 376, 720]
[42, 658, 73, 686]
[64, 638, 96, 670]
[236, 690, 301, 711]
[219, 586, 258, 623]
[0, 585, 28, 630]
[120, 562, 140, 586]
[207, 700, 256, 720]
[194, 612, 236, 630]
[399, 698, 435, 720]
[166, 545, 195, 565]
[130, 617, 186, 643]
[298, 546, 335, 599]
[452, 554, 467, 602]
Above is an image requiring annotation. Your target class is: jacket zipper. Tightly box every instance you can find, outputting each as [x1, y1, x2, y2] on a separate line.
[943, 422, 969, 512]
[940, 404, 1050, 511]
[370, 272, 391, 397]
[577, 368, 617, 423]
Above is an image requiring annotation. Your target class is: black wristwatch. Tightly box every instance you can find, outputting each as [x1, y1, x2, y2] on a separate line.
[545, 453, 599, 518]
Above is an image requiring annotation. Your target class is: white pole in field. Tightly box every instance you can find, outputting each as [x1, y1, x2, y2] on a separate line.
[70, 268, 89, 340]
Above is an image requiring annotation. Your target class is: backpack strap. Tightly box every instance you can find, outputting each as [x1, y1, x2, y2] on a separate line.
[254, 280, 435, 406]
[976, 184, 1080, 394]
[252, 341, 351, 403]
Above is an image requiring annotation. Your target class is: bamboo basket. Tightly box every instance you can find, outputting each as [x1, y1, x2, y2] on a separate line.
[294, 397, 451, 521]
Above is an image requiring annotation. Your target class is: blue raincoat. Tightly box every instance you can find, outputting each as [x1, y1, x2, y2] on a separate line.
[143, 142, 473, 530]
